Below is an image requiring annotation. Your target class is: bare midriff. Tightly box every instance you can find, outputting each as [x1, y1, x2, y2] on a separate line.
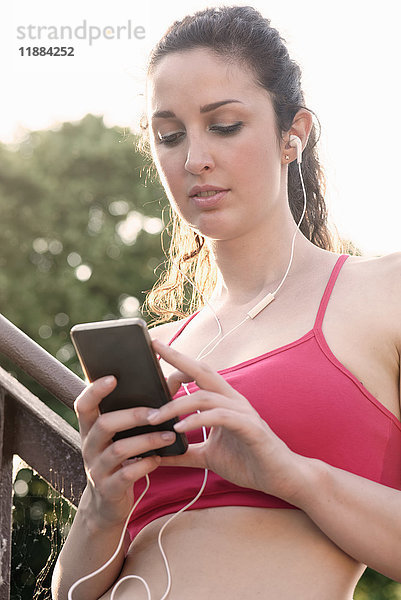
[98, 506, 365, 600]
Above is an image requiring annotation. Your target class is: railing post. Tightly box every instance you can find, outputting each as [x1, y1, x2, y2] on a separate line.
[0, 314, 85, 411]
[0, 386, 13, 600]
[0, 314, 87, 599]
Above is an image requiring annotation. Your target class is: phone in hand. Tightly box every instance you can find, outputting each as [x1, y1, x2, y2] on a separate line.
[70, 317, 188, 456]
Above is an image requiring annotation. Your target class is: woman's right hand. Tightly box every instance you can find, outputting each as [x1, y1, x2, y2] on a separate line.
[74, 375, 176, 528]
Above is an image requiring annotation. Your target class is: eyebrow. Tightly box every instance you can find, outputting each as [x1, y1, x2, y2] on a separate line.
[152, 99, 243, 120]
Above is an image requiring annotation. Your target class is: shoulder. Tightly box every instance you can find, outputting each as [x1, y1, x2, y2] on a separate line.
[345, 251, 401, 289]
[344, 251, 401, 343]
[147, 316, 190, 344]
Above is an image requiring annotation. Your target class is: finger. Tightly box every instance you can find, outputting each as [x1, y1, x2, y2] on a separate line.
[84, 406, 158, 458]
[97, 455, 162, 499]
[166, 368, 193, 397]
[158, 443, 206, 470]
[153, 339, 235, 396]
[74, 376, 117, 438]
[83, 405, 178, 464]
[147, 390, 240, 426]
[175, 407, 268, 445]
[88, 430, 177, 480]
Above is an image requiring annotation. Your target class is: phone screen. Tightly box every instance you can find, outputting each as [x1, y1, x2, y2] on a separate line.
[70, 318, 188, 456]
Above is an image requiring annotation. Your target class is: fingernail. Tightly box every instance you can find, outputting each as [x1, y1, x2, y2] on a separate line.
[173, 420, 185, 431]
[102, 376, 115, 386]
[161, 431, 175, 441]
[148, 409, 160, 421]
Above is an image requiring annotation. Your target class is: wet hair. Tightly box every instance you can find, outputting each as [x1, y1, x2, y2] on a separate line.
[140, 5, 335, 324]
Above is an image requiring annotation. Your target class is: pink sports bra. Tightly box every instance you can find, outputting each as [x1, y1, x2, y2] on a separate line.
[127, 254, 401, 541]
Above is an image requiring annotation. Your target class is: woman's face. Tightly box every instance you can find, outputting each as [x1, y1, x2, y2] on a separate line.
[147, 48, 286, 241]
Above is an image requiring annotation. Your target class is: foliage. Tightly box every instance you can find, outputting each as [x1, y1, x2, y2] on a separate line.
[355, 572, 401, 600]
[0, 114, 167, 424]
[12, 467, 75, 600]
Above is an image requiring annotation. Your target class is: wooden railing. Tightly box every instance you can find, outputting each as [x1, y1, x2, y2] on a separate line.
[0, 314, 87, 600]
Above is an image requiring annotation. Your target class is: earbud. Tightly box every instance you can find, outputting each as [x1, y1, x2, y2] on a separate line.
[288, 134, 303, 164]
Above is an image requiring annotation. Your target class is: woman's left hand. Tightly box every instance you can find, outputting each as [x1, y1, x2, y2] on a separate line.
[149, 339, 307, 502]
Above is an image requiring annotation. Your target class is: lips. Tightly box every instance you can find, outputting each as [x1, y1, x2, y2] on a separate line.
[189, 185, 229, 198]
[189, 187, 229, 209]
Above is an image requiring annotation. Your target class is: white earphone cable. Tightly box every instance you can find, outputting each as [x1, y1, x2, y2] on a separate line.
[110, 412, 208, 600]
[273, 161, 307, 298]
[67, 475, 151, 600]
[69, 423, 208, 600]
[196, 160, 307, 361]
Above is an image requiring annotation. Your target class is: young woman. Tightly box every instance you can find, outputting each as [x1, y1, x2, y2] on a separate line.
[52, 6, 401, 600]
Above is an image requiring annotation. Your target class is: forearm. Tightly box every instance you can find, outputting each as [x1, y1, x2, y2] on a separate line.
[52, 486, 127, 600]
[289, 455, 401, 582]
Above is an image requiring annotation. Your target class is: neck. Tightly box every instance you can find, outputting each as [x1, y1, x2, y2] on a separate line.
[208, 209, 319, 309]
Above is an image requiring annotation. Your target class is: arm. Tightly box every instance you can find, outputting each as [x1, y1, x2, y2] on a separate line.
[289, 457, 401, 582]
[51, 376, 174, 600]
[294, 254, 401, 582]
[51, 485, 127, 600]
[281, 252, 401, 579]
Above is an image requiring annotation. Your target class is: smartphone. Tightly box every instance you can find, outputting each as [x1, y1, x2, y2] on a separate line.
[70, 317, 188, 456]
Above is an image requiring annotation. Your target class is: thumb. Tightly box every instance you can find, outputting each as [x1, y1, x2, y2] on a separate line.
[166, 368, 195, 397]
[159, 443, 206, 469]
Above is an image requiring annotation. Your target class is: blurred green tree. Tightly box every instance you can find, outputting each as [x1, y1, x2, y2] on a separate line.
[0, 114, 167, 423]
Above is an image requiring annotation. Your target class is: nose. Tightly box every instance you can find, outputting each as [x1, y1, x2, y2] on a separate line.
[184, 137, 215, 174]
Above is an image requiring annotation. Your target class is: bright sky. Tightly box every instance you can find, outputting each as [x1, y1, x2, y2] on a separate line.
[1, 0, 400, 256]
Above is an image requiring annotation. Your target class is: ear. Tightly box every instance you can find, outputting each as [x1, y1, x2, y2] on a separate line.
[281, 109, 314, 164]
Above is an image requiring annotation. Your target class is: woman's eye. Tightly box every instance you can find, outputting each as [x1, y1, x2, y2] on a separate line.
[209, 122, 243, 135]
[157, 121, 243, 146]
[157, 131, 184, 145]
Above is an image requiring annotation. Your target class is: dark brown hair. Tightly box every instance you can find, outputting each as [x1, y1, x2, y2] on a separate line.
[140, 5, 335, 323]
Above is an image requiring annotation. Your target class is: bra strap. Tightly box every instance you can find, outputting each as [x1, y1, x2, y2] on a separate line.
[168, 311, 200, 346]
[313, 254, 349, 331]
